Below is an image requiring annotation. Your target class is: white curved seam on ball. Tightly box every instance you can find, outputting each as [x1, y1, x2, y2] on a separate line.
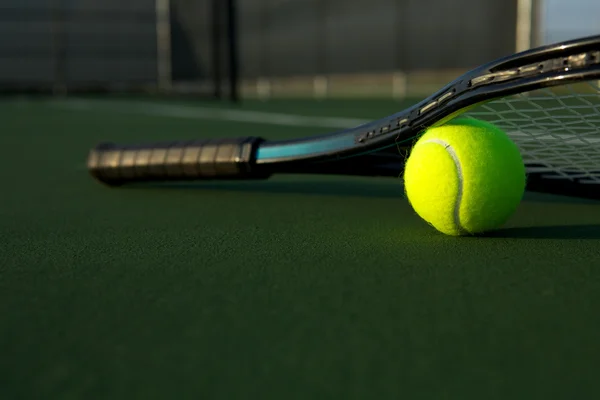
[421, 139, 467, 235]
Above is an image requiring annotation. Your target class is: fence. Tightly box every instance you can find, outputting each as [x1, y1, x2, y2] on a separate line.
[1, 0, 551, 100]
[0, 0, 238, 100]
[238, 0, 529, 78]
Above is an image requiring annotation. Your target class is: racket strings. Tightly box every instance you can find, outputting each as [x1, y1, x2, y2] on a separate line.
[466, 81, 600, 183]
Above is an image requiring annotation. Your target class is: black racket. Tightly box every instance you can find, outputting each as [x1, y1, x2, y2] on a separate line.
[87, 35, 600, 200]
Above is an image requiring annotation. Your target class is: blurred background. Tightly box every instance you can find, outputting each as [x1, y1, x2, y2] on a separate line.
[0, 0, 598, 102]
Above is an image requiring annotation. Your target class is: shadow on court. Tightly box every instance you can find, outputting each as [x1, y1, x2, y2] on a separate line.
[143, 180, 406, 199]
[523, 191, 600, 205]
[484, 224, 600, 239]
[139, 180, 600, 204]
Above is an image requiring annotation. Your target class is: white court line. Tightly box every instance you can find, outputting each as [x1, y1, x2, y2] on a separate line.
[49, 98, 600, 144]
[49, 98, 370, 129]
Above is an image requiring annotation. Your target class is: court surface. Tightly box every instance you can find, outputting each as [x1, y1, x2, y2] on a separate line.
[2, 97, 600, 399]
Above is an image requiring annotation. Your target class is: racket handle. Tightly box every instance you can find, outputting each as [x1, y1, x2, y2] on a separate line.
[87, 137, 270, 186]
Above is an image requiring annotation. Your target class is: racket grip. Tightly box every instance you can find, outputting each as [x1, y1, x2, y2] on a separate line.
[87, 137, 270, 186]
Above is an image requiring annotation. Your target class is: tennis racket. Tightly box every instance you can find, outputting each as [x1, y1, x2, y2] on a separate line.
[87, 35, 600, 200]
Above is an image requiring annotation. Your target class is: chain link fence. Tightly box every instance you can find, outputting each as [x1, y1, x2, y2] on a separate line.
[239, 0, 522, 78]
[2, 0, 554, 100]
[0, 0, 238, 99]
[235, 0, 540, 99]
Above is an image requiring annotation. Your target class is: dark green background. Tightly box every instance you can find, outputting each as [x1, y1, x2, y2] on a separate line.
[2, 98, 600, 399]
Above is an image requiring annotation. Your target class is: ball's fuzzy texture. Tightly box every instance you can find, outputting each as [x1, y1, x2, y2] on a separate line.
[403, 118, 526, 236]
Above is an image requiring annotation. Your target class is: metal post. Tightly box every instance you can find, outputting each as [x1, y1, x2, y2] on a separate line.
[315, 0, 328, 99]
[515, 0, 534, 52]
[393, 0, 408, 99]
[225, 0, 239, 102]
[258, 0, 270, 99]
[531, 0, 544, 47]
[156, 0, 172, 92]
[211, 0, 223, 99]
[51, 0, 67, 95]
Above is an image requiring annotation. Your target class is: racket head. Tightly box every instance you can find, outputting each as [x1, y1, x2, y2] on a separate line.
[254, 34, 600, 166]
[250, 34, 600, 198]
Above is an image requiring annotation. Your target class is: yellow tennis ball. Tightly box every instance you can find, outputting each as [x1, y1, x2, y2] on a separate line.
[403, 118, 526, 236]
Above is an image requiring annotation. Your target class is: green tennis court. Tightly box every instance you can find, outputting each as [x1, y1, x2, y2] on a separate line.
[2, 97, 600, 399]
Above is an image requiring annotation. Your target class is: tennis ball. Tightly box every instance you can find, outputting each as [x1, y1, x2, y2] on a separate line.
[403, 118, 526, 236]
